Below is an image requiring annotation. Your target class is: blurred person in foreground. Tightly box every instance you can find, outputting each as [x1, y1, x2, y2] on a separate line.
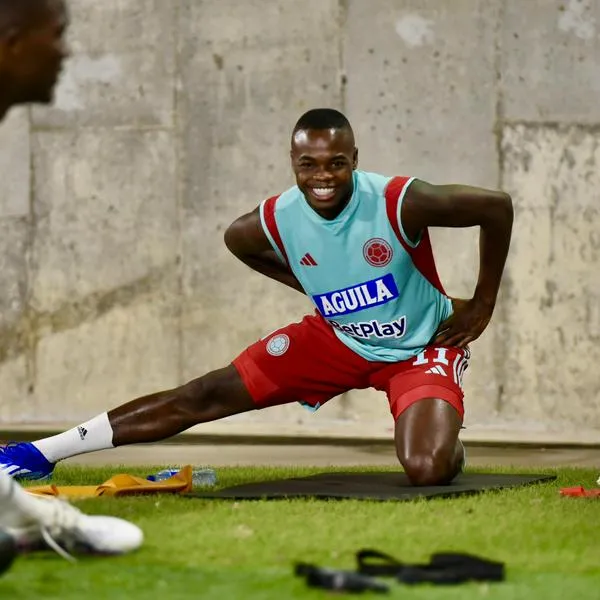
[0, 0, 143, 573]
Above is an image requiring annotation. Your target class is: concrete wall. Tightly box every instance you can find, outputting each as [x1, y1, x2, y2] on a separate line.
[1, 0, 598, 444]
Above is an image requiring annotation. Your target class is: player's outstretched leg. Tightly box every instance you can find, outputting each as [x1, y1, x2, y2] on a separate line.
[0, 365, 255, 479]
[394, 398, 463, 486]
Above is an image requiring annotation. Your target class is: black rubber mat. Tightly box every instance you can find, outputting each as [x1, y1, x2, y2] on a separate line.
[190, 472, 556, 501]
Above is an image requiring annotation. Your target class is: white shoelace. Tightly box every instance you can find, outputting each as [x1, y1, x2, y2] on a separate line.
[32, 495, 85, 562]
[40, 527, 76, 562]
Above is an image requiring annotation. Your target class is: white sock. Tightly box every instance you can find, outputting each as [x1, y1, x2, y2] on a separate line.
[32, 412, 115, 463]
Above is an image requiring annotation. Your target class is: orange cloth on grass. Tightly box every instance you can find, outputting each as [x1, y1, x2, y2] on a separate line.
[26, 465, 194, 499]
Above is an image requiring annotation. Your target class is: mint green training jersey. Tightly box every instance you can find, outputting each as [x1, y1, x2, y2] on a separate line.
[260, 170, 452, 362]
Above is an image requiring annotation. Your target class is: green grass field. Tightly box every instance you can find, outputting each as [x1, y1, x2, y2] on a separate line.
[0, 465, 598, 600]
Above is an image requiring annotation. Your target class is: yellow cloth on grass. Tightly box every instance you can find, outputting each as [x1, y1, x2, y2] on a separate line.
[26, 465, 194, 499]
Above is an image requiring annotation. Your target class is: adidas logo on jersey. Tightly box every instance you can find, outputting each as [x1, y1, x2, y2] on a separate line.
[77, 426, 88, 440]
[300, 253, 317, 266]
[312, 273, 399, 317]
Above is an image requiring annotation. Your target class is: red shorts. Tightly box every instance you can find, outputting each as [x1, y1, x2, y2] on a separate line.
[233, 313, 469, 420]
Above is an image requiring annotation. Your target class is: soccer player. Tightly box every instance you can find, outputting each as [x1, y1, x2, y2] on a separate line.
[0, 0, 143, 567]
[0, 113, 513, 485]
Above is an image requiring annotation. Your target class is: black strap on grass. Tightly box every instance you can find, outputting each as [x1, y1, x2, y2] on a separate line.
[356, 549, 505, 585]
[356, 549, 405, 576]
[295, 562, 389, 593]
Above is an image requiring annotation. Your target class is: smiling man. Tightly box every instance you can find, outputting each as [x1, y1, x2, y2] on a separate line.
[1, 108, 514, 487]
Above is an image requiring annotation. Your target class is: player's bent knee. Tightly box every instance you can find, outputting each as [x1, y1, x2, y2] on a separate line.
[400, 451, 457, 486]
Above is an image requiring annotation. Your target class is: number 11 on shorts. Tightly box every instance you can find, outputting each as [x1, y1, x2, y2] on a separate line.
[412, 347, 449, 366]
[413, 347, 469, 389]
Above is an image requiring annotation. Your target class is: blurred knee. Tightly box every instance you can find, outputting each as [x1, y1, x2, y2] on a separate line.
[400, 450, 457, 486]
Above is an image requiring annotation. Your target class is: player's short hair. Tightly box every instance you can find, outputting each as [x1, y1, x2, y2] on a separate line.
[293, 108, 353, 134]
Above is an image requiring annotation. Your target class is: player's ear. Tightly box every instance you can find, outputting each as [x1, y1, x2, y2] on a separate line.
[2, 26, 23, 53]
[352, 147, 358, 169]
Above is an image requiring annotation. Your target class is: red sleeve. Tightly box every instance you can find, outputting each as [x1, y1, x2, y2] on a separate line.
[385, 176, 446, 294]
[262, 195, 289, 264]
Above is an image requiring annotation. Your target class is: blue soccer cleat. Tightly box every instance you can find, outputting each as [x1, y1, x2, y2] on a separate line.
[0, 443, 55, 481]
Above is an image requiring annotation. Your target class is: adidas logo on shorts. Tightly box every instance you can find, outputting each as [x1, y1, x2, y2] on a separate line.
[425, 365, 447, 376]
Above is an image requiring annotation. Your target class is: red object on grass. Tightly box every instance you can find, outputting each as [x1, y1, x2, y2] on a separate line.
[559, 486, 600, 498]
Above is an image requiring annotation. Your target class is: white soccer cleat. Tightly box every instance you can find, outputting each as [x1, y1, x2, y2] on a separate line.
[0, 493, 143, 558]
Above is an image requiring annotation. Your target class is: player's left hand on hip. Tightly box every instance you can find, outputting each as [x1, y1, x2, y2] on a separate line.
[433, 297, 494, 348]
